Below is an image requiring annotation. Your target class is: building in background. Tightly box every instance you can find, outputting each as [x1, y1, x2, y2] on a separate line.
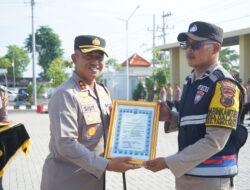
[102, 53, 154, 100]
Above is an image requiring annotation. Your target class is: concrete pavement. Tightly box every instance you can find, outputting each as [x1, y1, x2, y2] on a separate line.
[2, 111, 250, 190]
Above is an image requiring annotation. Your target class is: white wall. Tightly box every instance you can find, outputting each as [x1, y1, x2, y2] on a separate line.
[102, 66, 154, 100]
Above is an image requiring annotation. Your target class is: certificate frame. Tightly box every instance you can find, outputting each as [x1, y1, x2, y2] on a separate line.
[104, 100, 159, 165]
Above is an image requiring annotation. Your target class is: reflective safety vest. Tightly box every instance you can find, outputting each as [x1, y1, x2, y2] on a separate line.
[178, 66, 248, 177]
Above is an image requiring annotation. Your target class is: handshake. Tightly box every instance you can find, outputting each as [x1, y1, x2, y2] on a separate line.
[106, 157, 168, 173]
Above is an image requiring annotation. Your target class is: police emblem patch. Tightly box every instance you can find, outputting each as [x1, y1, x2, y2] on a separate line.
[194, 90, 205, 104]
[219, 80, 236, 107]
[220, 86, 235, 107]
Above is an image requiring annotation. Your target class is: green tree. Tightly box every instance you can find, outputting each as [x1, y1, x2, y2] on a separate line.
[27, 84, 33, 104]
[46, 58, 73, 87]
[219, 48, 239, 71]
[96, 75, 103, 83]
[152, 49, 169, 68]
[145, 77, 154, 101]
[1, 45, 30, 78]
[105, 58, 121, 70]
[0, 57, 11, 68]
[132, 80, 145, 101]
[27, 83, 46, 104]
[153, 68, 169, 87]
[140, 49, 170, 101]
[25, 26, 63, 77]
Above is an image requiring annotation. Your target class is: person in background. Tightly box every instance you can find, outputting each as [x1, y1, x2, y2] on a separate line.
[144, 21, 247, 190]
[0, 85, 9, 190]
[246, 79, 250, 120]
[40, 35, 138, 190]
[173, 84, 182, 112]
[166, 83, 173, 110]
[238, 79, 247, 123]
[159, 84, 167, 102]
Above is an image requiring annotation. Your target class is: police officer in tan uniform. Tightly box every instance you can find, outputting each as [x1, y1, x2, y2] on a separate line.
[0, 85, 8, 123]
[0, 85, 8, 190]
[144, 22, 247, 190]
[41, 35, 138, 190]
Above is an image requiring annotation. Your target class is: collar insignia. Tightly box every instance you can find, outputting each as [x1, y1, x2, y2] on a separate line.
[78, 80, 87, 90]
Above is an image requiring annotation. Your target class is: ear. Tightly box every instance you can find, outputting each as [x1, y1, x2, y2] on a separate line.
[71, 54, 77, 63]
[213, 43, 221, 54]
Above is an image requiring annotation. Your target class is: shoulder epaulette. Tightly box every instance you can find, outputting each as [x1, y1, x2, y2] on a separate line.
[209, 66, 234, 82]
[97, 82, 110, 96]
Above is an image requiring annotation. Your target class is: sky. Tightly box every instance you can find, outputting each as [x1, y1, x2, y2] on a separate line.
[1, 0, 250, 77]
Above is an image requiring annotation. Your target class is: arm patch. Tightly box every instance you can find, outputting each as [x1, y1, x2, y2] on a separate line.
[206, 80, 240, 130]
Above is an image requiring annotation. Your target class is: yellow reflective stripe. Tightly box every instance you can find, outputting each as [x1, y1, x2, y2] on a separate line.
[0, 138, 31, 177]
[79, 45, 100, 48]
[104, 87, 110, 97]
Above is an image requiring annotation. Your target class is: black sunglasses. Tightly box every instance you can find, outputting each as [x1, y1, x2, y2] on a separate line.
[180, 42, 218, 50]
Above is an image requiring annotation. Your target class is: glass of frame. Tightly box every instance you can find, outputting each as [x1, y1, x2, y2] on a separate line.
[104, 100, 160, 165]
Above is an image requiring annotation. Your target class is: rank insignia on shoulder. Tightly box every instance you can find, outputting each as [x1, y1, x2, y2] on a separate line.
[194, 90, 205, 104]
[78, 80, 87, 90]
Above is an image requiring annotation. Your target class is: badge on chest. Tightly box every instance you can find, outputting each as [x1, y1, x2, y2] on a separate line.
[83, 112, 101, 125]
[194, 85, 210, 104]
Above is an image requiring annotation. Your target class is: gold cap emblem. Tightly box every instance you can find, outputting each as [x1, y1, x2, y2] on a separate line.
[92, 38, 100, 46]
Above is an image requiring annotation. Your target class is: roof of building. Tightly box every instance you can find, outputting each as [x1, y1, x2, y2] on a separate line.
[121, 53, 151, 67]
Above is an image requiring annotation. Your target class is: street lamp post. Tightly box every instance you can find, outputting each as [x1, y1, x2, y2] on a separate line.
[125, 5, 140, 100]
[31, 0, 37, 105]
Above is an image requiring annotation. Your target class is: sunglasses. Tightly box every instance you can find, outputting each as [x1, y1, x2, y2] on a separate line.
[180, 42, 218, 50]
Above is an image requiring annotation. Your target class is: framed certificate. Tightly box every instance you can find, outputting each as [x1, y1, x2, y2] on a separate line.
[104, 100, 160, 165]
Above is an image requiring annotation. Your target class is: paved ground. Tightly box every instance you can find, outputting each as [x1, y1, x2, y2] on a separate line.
[2, 111, 250, 190]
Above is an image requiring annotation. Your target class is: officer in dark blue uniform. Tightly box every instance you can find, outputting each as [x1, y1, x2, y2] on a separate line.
[144, 21, 247, 190]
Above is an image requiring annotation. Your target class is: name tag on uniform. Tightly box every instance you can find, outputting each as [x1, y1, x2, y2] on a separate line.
[83, 104, 96, 112]
[83, 112, 101, 125]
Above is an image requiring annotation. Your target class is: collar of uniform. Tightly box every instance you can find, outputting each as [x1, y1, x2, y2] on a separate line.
[72, 72, 88, 91]
[192, 63, 219, 82]
[95, 83, 106, 99]
[72, 71, 101, 100]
